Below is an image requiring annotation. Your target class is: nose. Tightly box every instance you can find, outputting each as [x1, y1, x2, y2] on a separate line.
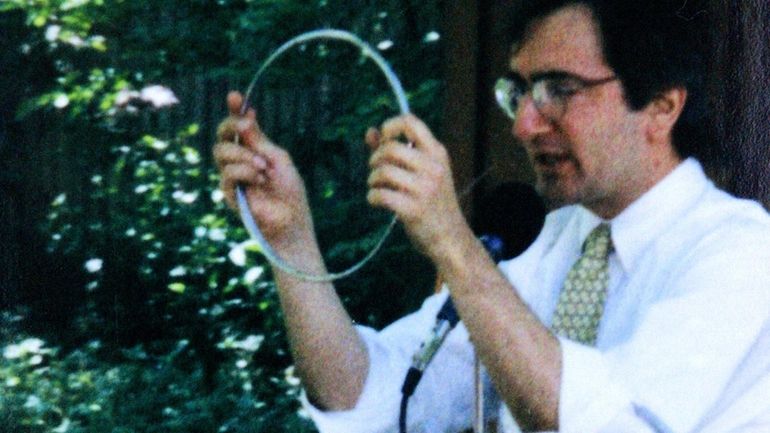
[512, 95, 552, 142]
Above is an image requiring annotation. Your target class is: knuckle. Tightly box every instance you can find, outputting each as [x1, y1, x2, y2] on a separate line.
[223, 163, 248, 182]
[221, 164, 237, 178]
[377, 143, 394, 160]
[366, 170, 379, 187]
[377, 165, 391, 178]
[401, 208, 417, 225]
[381, 117, 397, 134]
[366, 189, 382, 207]
[212, 143, 228, 161]
[273, 145, 289, 160]
[369, 148, 383, 168]
[433, 144, 448, 160]
[216, 118, 236, 141]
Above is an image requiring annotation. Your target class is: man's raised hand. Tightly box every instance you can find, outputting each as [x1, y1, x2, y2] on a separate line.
[366, 114, 469, 262]
[213, 91, 314, 250]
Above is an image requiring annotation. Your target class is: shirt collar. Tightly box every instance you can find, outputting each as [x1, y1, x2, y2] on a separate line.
[575, 158, 711, 272]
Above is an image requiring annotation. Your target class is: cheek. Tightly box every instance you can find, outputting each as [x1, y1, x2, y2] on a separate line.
[558, 119, 609, 175]
[563, 104, 641, 175]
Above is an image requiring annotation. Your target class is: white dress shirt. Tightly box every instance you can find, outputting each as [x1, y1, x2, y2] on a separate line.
[301, 159, 770, 433]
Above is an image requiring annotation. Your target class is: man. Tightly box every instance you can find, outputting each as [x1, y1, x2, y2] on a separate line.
[214, 0, 770, 431]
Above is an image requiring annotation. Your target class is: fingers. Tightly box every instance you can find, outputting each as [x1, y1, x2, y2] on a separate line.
[367, 139, 449, 219]
[219, 91, 266, 152]
[213, 142, 267, 172]
[380, 114, 441, 153]
[366, 114, 457, 225]
[215, 91, 292, 180]
[367, 163, 418, 195]
[216, 116, 238, 143]
[367, 187, 415, 219]
[214, 142, 268, 208]
[369, 141, 421, 173]
[367, 113, 447, 172]
[220, 162, 269, 210]
[367, 113, 449, 192]
[213, 132, 293, 212]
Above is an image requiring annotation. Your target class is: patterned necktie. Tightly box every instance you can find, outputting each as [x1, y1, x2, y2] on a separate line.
[551, 223, 613, 346]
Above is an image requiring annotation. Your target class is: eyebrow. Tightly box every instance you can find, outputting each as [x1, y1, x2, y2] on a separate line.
[505, 69, 581, 84]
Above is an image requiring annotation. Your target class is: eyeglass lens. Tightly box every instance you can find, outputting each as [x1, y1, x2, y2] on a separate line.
[495, 78, 565, 121]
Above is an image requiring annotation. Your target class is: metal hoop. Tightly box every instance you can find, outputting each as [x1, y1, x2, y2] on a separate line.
[236, 29, 409, 282]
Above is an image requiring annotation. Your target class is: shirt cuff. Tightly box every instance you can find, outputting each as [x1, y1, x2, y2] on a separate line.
[299, 325, 401, 433]
[558, 337, 636, 433]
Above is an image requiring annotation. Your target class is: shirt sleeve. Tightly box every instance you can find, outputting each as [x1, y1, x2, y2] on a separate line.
[558, 232, 770, 433]
[300, 290, 477, 433]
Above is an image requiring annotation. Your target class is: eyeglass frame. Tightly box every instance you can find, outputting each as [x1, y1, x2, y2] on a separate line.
[495, 71, 618, 122]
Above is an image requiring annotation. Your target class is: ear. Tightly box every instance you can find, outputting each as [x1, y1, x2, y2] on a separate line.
[644, 87, 688, 145]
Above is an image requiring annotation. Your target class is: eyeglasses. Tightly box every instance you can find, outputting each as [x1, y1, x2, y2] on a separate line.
[494, 72, 617, 122]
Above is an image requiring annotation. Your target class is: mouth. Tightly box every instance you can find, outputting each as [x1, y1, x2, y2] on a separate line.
[533, 152, 573, 171]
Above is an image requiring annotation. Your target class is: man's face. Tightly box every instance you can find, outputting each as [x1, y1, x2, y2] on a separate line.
[510, 4, 649, 217]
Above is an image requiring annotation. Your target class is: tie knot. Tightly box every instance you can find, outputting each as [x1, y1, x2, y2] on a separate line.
[582, 223, 613, 259]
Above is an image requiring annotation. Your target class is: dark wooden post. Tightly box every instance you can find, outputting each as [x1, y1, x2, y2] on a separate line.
[441, 0, 481, 216]
[442, 0, 533, 223]
[477, 0, 533, 189]
[711, 1, 770, 207]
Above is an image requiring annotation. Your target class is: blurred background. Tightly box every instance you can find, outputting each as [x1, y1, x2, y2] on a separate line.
[0, 1, 767, 432]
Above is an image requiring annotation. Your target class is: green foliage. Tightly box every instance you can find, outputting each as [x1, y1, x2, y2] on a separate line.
[0, 315, 314, 433]
[33, 114, 318, 431]
[3, 0, 444, 431]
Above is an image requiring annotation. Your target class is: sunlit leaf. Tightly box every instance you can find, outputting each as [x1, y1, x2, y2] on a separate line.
[168, 282, 186, 294]
[32, 14, 47, 28]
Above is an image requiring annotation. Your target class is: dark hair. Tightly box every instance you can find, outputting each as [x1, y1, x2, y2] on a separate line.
[508, 0, 712, 159]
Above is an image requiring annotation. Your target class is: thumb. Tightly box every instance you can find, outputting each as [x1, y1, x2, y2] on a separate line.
[365, 127, 381, 151]
[236, 108, 264, 152]
[227, 91, 244, 115]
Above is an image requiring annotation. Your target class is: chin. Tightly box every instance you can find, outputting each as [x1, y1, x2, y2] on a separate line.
[535, 177, 581, 211]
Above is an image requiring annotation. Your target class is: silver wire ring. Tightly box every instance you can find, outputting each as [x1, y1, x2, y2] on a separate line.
[235, 29, 409, 282]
